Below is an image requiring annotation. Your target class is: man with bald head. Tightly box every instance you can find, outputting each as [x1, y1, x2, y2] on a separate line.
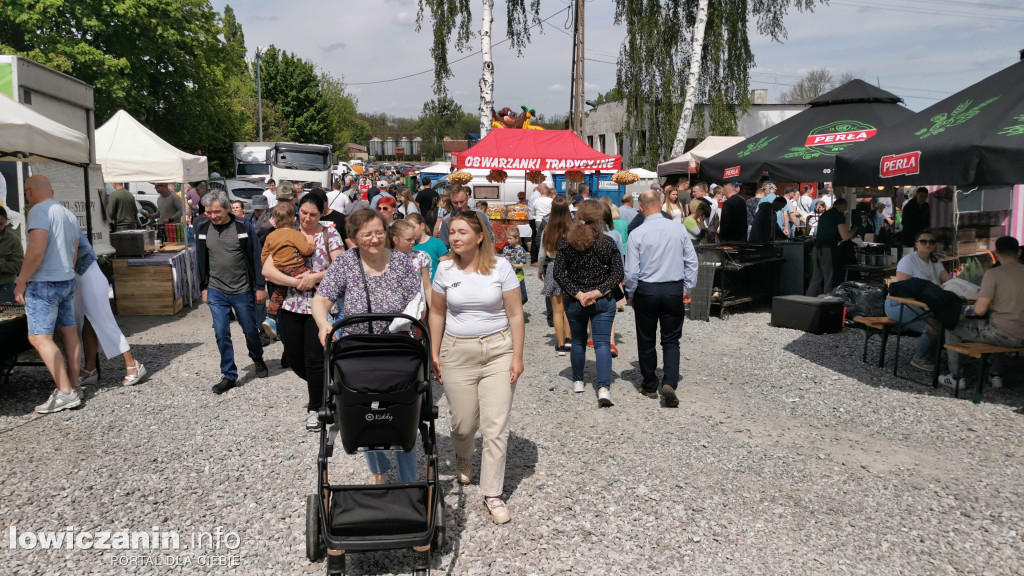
[624, 189, 699, 408]
[17, 175, 84, 414]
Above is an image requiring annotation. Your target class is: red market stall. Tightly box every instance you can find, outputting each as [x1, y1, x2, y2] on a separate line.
[452, 130, 622, 247]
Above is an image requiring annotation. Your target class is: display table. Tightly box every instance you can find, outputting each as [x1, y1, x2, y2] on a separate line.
[0, 306, 44, 384]
[113, 246, 199, 315]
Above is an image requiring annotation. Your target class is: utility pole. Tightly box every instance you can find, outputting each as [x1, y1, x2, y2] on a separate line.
[568, 0, 585, 137]
[255, 47, 264, 142]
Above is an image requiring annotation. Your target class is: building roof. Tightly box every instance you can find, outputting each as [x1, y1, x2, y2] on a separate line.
[347, 142, 367, 153]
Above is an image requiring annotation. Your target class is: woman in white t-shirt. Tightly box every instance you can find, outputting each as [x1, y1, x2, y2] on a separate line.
[885, 229, 951, 371]
[429, 211, 525, 526]
[662, 187, 684, 223]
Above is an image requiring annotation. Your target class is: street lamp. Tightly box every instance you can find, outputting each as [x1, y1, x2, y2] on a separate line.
[255, 46, 265, 142]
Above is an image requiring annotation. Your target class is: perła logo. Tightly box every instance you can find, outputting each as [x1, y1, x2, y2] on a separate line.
[879, 151, 921, 178]
[723, 166, 741, 178]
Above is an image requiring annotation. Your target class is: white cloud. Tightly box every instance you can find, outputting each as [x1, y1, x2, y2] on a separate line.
[547, 83, 568, 93]
[393, 11, 416, 25]
[584, 82, 599, 91]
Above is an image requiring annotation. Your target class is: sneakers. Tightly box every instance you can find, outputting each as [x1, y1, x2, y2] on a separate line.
[989, 374, 1003, 388]
[660, 385, 679, 408]
[456, 456, 473, 485]
[556, 346, 566, 357]
[597, 387, 613, 407]
[262, 317, 279, 340]
[484, 497, 511, 525]
[254, 359, 269, 378]
[910, 356, 935, 371]
[572, 380, 586, 394]
[122, 363, 147, 386]
[306, 410, 320, 431]
[938, 374, 967, 391]
[35, 389, 82, 414]
[212, 378, 236, 394]
[78, 369, 99, 386]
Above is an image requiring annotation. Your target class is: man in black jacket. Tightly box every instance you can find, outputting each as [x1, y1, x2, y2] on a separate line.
[196, 192, 269, 394]
[718, 182, 748, 243]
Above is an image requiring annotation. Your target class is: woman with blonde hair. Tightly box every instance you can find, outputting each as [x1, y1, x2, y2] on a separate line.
[396, 188, 420, 218]
[554, 199, 624, 406]
[663, 186, 685, 223]
[538, 195, 573, 355]
[429, 211, 525, 524]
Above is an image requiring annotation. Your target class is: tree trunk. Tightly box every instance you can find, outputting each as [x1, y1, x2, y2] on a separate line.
[669, 0, 709, 159]
[478, 0, 495, 137]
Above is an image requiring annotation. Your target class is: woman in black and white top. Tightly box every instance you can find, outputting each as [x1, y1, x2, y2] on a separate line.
[429, 211, 525, 525]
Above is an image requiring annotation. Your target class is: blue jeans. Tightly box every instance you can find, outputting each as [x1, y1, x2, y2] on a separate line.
[25, 279, 77, 335]
[565, 295, 616, 388]
[885, 298, 935, 359]
[208, 288, 264, 381]
[364, 449, 417, 483]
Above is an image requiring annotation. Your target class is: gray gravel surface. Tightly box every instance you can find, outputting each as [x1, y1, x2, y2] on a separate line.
[2, 271, 1023, 575]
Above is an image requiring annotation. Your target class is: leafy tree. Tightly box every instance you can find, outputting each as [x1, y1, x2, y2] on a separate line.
[320, 72, 370, 158]
[416, 0, 542, 134]
[779, 67, 857, 103]
[0, 0, 250, 170]
[256, 46, 334, 144]
[418, 96, 465, 146]
[613, 0, 825, 169]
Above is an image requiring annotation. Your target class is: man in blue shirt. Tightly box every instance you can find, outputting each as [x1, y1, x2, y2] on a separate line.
[624, 189, 699, 408]
[17, 175, 83, 414]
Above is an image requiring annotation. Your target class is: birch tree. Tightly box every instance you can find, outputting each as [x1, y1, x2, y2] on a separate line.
[614, 0, 825, 169]
[670, 0, 708, 158]
[417, 0, 542, 135]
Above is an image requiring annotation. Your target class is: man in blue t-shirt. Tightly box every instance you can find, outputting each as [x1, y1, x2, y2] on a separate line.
[17, 175, 84, 414]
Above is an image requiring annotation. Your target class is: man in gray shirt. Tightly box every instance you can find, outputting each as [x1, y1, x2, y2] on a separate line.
[155, 183, 184, 225]
[438, 185, 494, 247]
[196, 192, 268, 393]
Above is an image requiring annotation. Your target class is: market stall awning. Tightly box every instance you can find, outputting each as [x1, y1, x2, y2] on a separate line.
[657, 136, 745, 176]
[96, 110, 208, 183]
[453, 129, 621, 171]
[0, 93, 90, 165]
[834, 58, 1024, 187]
[699, 80, 915, 183]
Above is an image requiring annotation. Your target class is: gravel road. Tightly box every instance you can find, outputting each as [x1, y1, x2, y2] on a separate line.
[2, 271, 1022, 575]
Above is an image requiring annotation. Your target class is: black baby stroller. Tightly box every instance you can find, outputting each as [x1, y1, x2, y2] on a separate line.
[305, 313, 444, 576]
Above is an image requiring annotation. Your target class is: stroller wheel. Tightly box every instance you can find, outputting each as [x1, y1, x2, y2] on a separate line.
[305, 494, 324, 563]
[431, 499, 445, 550]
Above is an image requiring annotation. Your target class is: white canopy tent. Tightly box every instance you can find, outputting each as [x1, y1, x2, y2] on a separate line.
[656, 136, 746, 177]
[0, 93, 90, 164]
[0, 92, 93, 233]
[95, 110, 207, 183]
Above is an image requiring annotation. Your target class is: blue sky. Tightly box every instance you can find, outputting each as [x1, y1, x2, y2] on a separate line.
[214, 0, 1024, 119]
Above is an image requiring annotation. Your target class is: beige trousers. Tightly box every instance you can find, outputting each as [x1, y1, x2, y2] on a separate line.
[440, 328, 515, 498]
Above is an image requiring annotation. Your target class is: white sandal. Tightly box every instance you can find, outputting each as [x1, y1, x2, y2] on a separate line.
[122, 363, 148, 386]
[78, 369, 99, 386]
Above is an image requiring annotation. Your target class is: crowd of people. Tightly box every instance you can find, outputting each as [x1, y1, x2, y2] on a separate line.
[7, 167, 1022, 532]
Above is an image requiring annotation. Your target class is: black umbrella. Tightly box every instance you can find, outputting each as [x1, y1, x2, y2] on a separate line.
[835, 58, 1024, 186]
[699, 80, 915, 183]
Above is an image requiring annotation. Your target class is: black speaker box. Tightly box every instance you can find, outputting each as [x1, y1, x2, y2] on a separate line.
[771, 295, 844, 334]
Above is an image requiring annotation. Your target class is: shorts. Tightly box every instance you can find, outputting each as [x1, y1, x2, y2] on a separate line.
[25, 278, 77, 335]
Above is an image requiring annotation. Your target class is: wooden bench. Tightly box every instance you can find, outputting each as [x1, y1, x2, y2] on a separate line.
[853, 316, 901, 368]
[943, 342, 1024, 402]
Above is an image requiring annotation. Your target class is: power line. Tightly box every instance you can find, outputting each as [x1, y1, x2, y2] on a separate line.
[346, 7, 571, 86]
[831, 0, 1024, 22]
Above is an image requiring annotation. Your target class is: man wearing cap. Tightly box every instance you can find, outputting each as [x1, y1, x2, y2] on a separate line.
[718, 182, 748, 243]
[369, 181, 394, 209]
[155, 183, 184, 225]
[624, 189, 699, 408]
[247, 194, 268, 230]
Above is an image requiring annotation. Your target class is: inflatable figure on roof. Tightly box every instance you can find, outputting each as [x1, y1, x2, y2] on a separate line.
[490, 106, 545, 130]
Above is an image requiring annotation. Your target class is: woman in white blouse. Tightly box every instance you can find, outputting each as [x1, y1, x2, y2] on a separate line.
[429, 211, 525, 525]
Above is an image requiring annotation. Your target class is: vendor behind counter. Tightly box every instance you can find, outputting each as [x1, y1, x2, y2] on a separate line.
[0, 206, 24, 302]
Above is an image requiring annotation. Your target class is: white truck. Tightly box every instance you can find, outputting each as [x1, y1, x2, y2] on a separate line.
[265, 142, 334, 190]
[232, 142, 272, 185]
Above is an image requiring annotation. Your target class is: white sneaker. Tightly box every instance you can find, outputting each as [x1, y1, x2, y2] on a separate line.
[597, 387, 613, 407]
[989, 374, 1003, 388]
[572, 380, 586, 394]
[306, 410, 320, 431]
[35, 389, 82, 414]
[938, 374, 967, 391]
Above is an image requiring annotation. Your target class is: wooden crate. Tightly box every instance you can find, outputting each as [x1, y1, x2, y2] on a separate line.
[112, 259, 183, 315]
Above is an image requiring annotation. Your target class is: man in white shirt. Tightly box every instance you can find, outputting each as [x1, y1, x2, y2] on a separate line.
[326, 181, 350, 213]
[262, 179, 278, 209]
[527, 185, 542, 263]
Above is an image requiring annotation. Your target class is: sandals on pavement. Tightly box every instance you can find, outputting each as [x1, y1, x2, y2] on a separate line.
[122, 363, 148, 386]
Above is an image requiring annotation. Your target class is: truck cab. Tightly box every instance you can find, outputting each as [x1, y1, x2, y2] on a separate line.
[267, 142, 334, 190]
